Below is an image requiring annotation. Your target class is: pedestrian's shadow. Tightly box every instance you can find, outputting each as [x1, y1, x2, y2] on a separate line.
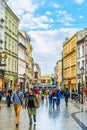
[28, 124, 36, 130]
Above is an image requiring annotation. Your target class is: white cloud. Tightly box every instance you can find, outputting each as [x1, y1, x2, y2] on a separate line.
[57, 10, 75, 26]
[29, 28, 79, 74]
[74, 0, 85, 4]
[53, 4, 60, 8]
[79, 15, 83, 19]
[46, 11, 52, 15]
[7, 0, 39, 16]
[19, 13, 54, 30]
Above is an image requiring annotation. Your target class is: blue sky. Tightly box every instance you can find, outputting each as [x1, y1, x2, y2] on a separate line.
[7, 0, 87, 75]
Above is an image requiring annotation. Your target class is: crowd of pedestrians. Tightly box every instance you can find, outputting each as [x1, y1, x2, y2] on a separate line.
[0, 84, 70, 127]
[34, 87, 70, 108]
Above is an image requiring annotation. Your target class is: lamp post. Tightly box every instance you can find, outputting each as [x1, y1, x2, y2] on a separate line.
[80, 67, 84, 104]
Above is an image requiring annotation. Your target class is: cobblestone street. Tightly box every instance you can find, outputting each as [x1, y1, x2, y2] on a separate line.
[0, 99, 87, 130]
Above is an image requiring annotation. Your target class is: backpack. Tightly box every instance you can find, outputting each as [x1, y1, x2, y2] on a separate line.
[65, 91, 70, 97]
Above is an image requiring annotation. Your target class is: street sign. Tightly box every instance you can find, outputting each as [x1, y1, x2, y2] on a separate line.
[77, 74, 81, 79]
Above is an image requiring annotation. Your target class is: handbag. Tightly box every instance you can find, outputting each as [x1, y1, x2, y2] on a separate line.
[33, 96, 40, 108]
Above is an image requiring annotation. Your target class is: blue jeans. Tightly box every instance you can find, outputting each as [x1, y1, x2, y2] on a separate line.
[49, 96, 52, 106]
[53, 98, 57, 108]
[65, 97, 68, 106]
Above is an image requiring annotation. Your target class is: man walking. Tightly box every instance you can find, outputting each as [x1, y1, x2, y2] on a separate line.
[25, 88, 39, 125]
[11, 85, 23, 127]
[64, 88, 70, 106]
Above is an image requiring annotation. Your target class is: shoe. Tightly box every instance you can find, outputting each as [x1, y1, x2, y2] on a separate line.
[16, 123, 19, 127]
[29, 121, 32, 125]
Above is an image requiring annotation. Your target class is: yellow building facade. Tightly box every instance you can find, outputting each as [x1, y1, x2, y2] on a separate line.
[63, 34, 77, 92]
[27, 41, 32, 80]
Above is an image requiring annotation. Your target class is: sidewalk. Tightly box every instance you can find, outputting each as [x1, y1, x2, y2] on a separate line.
[69, 96, 87, 112]
[69, 97, 87, 129]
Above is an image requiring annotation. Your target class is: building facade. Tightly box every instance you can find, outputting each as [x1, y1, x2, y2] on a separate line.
[40, 74, 54, 86]
[54, 60, 62, 87]
[34, 63, 41, 85]
[0, 0, 6, 89]
[18, 30, 33, 88]
[63, 29, 87, 92]
[4, 5, 19, 89]
[18, 30, 27, 88]
[63, 34, 77, 92]
[25, 32, 32, 82]
[77, 34, 87, 90]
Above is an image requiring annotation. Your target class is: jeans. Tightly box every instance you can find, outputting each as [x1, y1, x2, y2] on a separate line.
[49, 96, 52, 106]
[53, 98, 57, 108]
[65, 98, 68, 106]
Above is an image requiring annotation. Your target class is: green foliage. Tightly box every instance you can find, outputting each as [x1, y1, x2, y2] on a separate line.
[51, 77, 55, 85]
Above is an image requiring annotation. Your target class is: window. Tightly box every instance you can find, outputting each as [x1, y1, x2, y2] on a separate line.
[77, 62, 80, 73]
[9, 20, 11, 30]
[12, 43, 14, 52]
[77, 47, 80, 58]
[5, 36, 7, 48]
[12, 59, 14, 72]
[5, 16, 7, 26]
[9, 38, 11, 51]
[82, 45, 84, 56]
[8, 57, 10, 71]
[15, 61, 17, 73]
[82, 60, 84, 69]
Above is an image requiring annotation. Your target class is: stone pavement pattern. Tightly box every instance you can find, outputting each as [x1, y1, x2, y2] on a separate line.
[0, 99, 87, 130]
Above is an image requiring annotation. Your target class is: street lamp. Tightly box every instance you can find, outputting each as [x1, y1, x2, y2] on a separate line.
[80, 67, 84, 104]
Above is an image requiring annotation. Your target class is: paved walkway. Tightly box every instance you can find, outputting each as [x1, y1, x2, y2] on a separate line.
[0, 99, 87, 130]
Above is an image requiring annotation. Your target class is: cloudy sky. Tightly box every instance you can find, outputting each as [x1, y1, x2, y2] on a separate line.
[7, 0, 87, 75]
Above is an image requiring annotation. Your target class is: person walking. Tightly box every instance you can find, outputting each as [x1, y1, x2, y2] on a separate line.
[49, 88, 53, 108]
[25, 88, 39, 125]
[64, 88, 70, 106]
[52, 88, 57, 109]
[6, 92, 11, 107]
[57, 89, 61, 108]
[44, 88, 49, 103]
[11, 85, 23, 127]
[0, 88, 2, 109]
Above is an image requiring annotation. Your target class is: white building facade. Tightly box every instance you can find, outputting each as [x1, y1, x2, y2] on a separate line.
[18, 31, 27, 88]
[76, 31, 87, 90]
[0, 0, 6, 52]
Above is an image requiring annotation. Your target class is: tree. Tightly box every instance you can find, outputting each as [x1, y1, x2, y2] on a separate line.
[51, 77, 55, 85]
